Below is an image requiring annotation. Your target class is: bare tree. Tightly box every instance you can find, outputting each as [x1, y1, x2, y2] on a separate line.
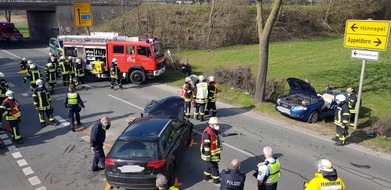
[5, 10, 12, 22]
[254, 0, 283, 104]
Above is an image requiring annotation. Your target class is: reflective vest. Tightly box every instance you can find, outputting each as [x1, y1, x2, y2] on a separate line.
[348, 93, 357, 114]
[110, 64, 120, 79]
[265, 159, 281, 184]
[45, 66, 57, 83]
[208, 82, 218, 102]
[1, 98, 21, 120]
[29, 70, 42, 84]
[195, 82, 208, 104]
[181, 82, 193, 102]
[201, 127, 221, 162]
[59, 61, 69, 74]
[334, 102, 350, 127]
[304, 172, 346, 190]
[67, 92, 78, 105]
[75, 64, 85, 77]
[0, 79, 8, 98]
[33, 87, 51, 110]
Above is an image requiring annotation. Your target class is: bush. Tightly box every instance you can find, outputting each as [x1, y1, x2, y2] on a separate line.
[373, 115, 391, 137]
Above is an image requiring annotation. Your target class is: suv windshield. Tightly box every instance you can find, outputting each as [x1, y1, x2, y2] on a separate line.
[152, 43, 164, 58]
[111, 140, 157, 159]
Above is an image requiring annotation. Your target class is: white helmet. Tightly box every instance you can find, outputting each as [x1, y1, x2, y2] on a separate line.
[0, 72, 4, 78]
[51, 56, 55, 62]
[208, 117, 219, 125]
[36, 79, 44, 86]
[335, 94, 346, 104]
[22, 58, 26, 61]
[60, 56, 65, 60]
[30, 64, 36, 69]
[185, 77, 191, 82]
[346, 87, 353, 94]
[27, 60, 32, 65]
[75, 58, 81, 64]
[49, 52, 53, 57]
[47, 62, 53, 68]
[68, 56, 72, 60]
[318, 159, 334, 172]
[5, 90, 14, 98]
[198, 75, 204, 82]
[112, 58, 117, 64]
[208, 76, 215, 82]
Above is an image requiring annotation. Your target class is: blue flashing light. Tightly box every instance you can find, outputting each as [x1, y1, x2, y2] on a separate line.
[146, 39, 150, 43]
[2, 23, 6, 26]
[153, 37, 158, 42]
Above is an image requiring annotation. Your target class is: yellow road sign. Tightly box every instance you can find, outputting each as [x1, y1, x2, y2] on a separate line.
[344, 20, 391, 51]
[74, 2, 92, 27]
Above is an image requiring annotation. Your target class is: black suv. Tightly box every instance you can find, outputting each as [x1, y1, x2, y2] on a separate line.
[105, 96, 193, 190]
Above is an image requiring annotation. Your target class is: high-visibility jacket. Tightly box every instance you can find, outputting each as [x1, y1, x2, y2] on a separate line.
[25, 69, 42, 84]
[45, 66, 57, 84]
[75, 64, 85, 77]
[32, 86, 52, 110]
[201, 126, 221, 162]
[348, 92, 357, 114]
[194, 82, 208, 104]
[68, 62, 75, 75]
[265, 159, 281, 184]
[304, 172, 346, 190]
[208, 81, 218, 102]
[0, 98, 21, 120]
[59, 60, 70, 74]
[20, 60, 28, 69]
[66, 92, 78, 105]
[334, 102, 350, 127]
[0, 79, 9, 98]
[181, 82, 193, 102]
[110, 64, 121, 79]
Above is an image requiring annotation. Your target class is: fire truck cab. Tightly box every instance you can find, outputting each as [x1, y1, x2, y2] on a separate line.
[59, 32, 166, 84]
[0, 22, 23, 42]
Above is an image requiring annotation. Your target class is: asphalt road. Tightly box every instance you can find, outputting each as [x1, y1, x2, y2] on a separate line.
[1, 40, 391, 190]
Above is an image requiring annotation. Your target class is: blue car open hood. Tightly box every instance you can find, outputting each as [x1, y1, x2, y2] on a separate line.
[287, 78, 317, 96]
[144, 96, 184, 122]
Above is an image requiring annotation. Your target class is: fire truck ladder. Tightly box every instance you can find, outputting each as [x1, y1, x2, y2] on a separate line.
[58, 32, 120, 43]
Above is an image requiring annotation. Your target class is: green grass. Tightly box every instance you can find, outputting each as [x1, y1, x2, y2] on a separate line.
[15, 24, 29, 38]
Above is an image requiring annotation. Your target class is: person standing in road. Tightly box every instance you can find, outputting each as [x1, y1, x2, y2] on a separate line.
[304, 159, 346, 190]
[194, 75, 208, 121]
[33, 79, 55, 128]
[257, 146, 281, 190]
[45, 62, 57, 94]
[19, 58, 28, 70]
[110, 58, 123, 90]
[59, 56, 70, 86]
[220, 159, 246, 190]
[346, 87, 357, 126]
[90, 116, 111, 172]
[68, 56, 77, 86]
[64, 84, 85, 132]
[74, 58, 86, 89]
[0, 72, 9, 132]
[0, 90, 23, 144]
[201, 117, 222, 187]
[155, 174, 180, 190]
[205, 76, 218, 117]
[181, 77, 193, 118]
[333, 94, 350, 146]
[24, 64, 42, 91]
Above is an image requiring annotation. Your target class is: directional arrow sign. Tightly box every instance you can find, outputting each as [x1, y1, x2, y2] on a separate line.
[74, 2, 92, 27]
[344, 20, 391, 51]
[351, 49, 379, 61]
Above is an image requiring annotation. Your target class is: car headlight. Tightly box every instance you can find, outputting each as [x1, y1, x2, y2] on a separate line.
[277, 98, 281, 104]
[293, 106, 307, 110]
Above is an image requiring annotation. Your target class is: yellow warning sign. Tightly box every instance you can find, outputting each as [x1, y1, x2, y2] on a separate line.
[74, 2, 92, 27]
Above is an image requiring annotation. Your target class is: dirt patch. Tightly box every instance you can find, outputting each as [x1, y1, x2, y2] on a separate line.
[0, 15, 27, 24]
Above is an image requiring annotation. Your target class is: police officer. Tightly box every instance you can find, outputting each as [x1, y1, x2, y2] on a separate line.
[0, 90, 23, 144]
[90, 116, 111, 172]
[346, 87, 357, 126]
[33, 79, 55, 128]
[220, 159, 246, 190]
[333, 94, 350, 146]
[304, 159, 346, 190]
[0, 72, 9, 131]
[74, 58, 86, 89]
[19, 57, 28, 70]
[257, 146, 280, 190]
[181, 77, 193, 118]
[59, 56, 70, 86]
[205, 76, 218, 117]
[64, 84, 85, 132]
[194, 75, 208, 121]
[201, 117, 222, 187]
[24, 64, 42, 91]
[110, 58, 123, 90]
[45, 62, 57, 94]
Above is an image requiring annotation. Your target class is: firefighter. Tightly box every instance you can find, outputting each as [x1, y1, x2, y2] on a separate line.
[74, 58, 86, 89]
[26, 60, 33, 74]
[0, 72, 9, 131]
[47, 52, 53, 63]
[181, 77, 193, 118]
[59, 56, 70, 86]
[256, 146, 281, 190]
[0, 90, 23, 144]
[346, 87, 357, 126]
[181, 62, 192, 76]
[24, 64, 42, 91]
[68, 56, 76, 85]
[33, 79, 55, 128]
[49, 56, 60, 77]
[201, 117, 222, 187]
[110, 58, 123, 90]
[205, 76, 218, 117]
[19, 57, 28, 70]
[45, 62, 57, 94]
[194, 75, 208, 121]
[333, 94, 350, 146]
[64, 84, 85, 132]
[304, 159, 346, 190]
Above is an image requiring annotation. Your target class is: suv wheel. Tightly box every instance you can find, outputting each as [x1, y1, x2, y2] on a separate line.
[129, 70, 146, 85]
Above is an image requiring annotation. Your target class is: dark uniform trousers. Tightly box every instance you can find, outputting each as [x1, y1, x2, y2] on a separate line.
[68, 105, 81, 127]
[92, 145, 105, 170]
[38, 109, 54, 125]
[9, 119, 22, 141]
[220, 169, 245, 190]
[258, 183, 277, 190]
[206, 101, 217, 117]
[184, 101, 191, 117]
[205, 161, 220, 183]
[195, 102, 206, 120]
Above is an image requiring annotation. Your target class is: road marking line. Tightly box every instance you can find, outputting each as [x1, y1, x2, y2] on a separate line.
[17, 159, 28, 167]
[28, 176, 41, 186]
[8, 82, 15, 87]
[3, 139, 12, 145]
[0, 134, 8, 139]
[22, 93, 29, 97]
[81, 135, 89, 142]
[7, 145, 17, 152]
[54, 115, 70, 127]
[1, 49, 21, 58]
[22, 167, 34, 176]
[12, 152, 22, 159]
[108, 94, 144, 110]
[35, 187, 47, 190]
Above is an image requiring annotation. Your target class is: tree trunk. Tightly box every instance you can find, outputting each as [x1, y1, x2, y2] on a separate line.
[5, 10, 12, 22]
[254, 0, 283, 104]
[206, 0, 216, 49]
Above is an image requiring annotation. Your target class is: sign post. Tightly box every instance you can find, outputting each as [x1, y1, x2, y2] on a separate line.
[73, 2, 92, 27]
[344, 20, 391, 130]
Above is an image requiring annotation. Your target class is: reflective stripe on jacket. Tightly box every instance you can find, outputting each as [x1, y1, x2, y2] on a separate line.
[334, 102, 350, 127]
[208, 82, 218, 102]
[67, 92, 78, 105]
[348, 93, 357, 114]
[181, 82, 193, 102]
[1, 98, 21, 120]
[201, 126, 221, 162]
[32, 87, 51, 110]
[265, 159, 281, 184]
[304, 172, 345, 190]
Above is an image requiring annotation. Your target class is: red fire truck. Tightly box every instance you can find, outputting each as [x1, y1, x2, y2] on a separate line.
[59, 32, 166, 84]
[0, 22, 23, 41]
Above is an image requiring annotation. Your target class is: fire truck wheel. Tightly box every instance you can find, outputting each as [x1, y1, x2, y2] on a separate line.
[129, 70, 146, 85]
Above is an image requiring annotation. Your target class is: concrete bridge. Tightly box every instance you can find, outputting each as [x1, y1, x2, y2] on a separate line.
[0, 0, 172, 42]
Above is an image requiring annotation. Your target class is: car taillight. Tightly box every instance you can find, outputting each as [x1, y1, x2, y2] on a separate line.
[105, 158, 115, 167]
[147, 159, 166, 169]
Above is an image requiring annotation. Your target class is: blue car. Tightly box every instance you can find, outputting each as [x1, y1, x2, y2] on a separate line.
[275, 78, 337, 123]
